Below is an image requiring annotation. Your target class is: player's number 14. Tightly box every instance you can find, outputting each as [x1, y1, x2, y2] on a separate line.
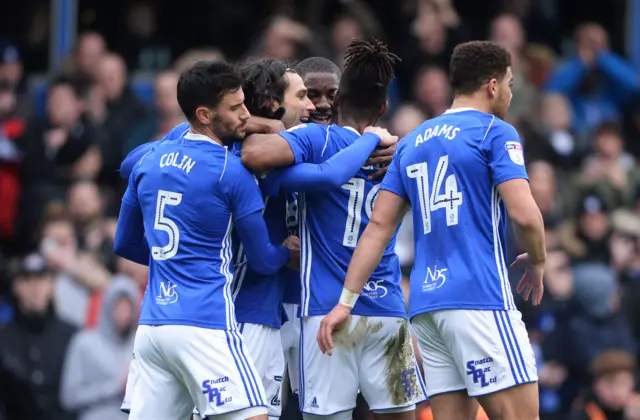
[407, 155, 463, 234]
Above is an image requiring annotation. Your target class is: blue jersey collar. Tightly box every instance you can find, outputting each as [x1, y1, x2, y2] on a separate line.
[184, 132, 224, 146]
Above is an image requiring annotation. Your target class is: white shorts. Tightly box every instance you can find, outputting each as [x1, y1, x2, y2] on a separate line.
[128, 325, 267, 420]
[239, 322, 285, 419]
[120, 354, 137, 413]
[411, 309, 538, 398]
[281, 303, 301, 395]
[299, 315, 426, 416]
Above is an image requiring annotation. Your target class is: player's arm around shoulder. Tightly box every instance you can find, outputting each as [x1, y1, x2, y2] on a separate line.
[241, 123, 326, 172]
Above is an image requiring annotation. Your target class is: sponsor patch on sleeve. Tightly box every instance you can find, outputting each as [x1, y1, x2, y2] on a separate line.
[504, 141, 525, 165]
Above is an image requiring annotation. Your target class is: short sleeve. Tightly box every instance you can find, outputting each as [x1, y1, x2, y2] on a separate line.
[380, 150, 409, 200]
[487, 122, 529, 186]
[278, 123, 327, 164]
[122, 165, 140, 207]
[226, 161, 266, 221]
[120, 141, 157, 180]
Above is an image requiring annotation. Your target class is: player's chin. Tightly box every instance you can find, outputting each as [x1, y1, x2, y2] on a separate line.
[235, 127, 247, 139]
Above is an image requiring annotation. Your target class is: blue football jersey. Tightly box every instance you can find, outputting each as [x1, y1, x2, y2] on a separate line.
[124, 133, 264, 330]
[230, 142, 299, 327]
[231, 192, 292, 328]
[280, 123, 406, 318]
[380, 108, 529, 318]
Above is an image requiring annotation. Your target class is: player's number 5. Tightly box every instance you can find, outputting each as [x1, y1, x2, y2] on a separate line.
[407, 155, 463, 235]
[152, 190, 183, 260]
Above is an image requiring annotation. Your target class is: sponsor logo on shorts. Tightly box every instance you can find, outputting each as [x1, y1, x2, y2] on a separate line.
[202, 378, 233, 406]
[465, 358, 497, 388]
[310, 396, 319, 409]
[156, 281, 179, 305]
[422, 265, 447, 292]
[362, 280, 388, 299]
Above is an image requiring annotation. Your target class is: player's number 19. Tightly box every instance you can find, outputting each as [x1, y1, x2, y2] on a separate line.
[152, 190, 183, 260]
[342, 180, 381, 248]
[406, 155, 463, 235]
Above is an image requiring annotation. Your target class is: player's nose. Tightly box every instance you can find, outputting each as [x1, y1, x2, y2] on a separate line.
[240, 104, 251, 120]
[304, 96, 315, 112]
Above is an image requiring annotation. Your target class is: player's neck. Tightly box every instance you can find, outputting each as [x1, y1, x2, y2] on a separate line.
[337, 115, 369, 134]
[188, 126, 224, 146]
[449, 97, 491, 115]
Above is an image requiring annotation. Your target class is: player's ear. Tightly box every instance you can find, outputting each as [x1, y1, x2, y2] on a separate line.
[333, 90, 341, 107]
[195, 106, 214, 126]
[378, 100, 389, 118]
[487, 79, 498, 99]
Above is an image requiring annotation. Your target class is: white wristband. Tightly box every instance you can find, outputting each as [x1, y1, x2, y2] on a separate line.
[339, 288, 360, 309]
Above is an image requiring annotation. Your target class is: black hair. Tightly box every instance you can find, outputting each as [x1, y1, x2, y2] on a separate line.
[338, 38, 400, 122]
[294, 57, 342, 79]
[239, 58, 290, 118]
[449, 41, 512, 96]
[177, 60, 244, 122]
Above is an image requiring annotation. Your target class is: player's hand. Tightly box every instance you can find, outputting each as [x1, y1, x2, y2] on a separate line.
[511, 253, 544, 306]
[364, 126, 398, 148]
[283, 235, 300, 270]
[246, 116, 285, 135]
[317, 304, 351, 356]
[365, 145, 396, 180]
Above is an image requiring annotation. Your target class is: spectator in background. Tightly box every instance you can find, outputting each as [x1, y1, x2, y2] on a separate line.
[94, 53, 155, 192]
[16, 76, 99, 251]
[121, 1, 173, 72]
[396, 0, 468, 98]
[412, 66, 449, 118]
[389, 104, 426, 138]
[0, 40, 31, 118]
[40, 212, 110, 328]
[0, 75, 23, 249]
[67, 180, 105, 250]
[531, 94, 585, 169]
[545, 263, 636, 410]
[562, 191, 612, 263]
[529, 161, 564, 227]
[250, 16, 313, 61]
[60, 277, 140, 420]
[545, 22, 638, 136]
[0, 253, 77, 420]
[521, 248, 573, 418]
[73, 32, 107, 79]
[489, 13, 538, 123]
[610, 210, 640, 352]
[570, 350, 640, 420]
[153, 70, 185, 138]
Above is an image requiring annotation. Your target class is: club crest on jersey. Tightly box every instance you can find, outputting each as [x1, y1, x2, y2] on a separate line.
[505, 141, 524, 166]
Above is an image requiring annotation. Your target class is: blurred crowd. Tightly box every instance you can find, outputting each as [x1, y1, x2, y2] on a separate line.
[1, 0, 640, 419]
